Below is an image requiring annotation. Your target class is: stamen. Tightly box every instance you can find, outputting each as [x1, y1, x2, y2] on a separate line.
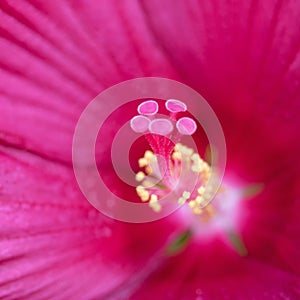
[135, 171, 145, 182]
[138, 100, 158, 115]
[176, 117, 197, 135]
[138, 158, 148, 168]
[144, 150, 154, 160]
[130, 115, 150, 133]
[172, 151, 181, 161]
[178, 191, 191, 205]
[165, 99, 187, 113]
[195, 196, 204, 204]
[192, 207, 203, 215]
[149, 194, 162, 212]
[134, 141, 214, 216]
[182, 191, 191, 199]
[197, 186, 205, 195]
[145, 166, 153, 175]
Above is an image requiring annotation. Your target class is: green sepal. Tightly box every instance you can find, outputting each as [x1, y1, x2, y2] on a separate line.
[227, 230, 248, 256]
[165, 229, 192, 256]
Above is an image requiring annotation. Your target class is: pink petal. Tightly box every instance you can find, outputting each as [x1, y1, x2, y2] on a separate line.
[0, 0, 300, 299]
[0, 145, 180, 299]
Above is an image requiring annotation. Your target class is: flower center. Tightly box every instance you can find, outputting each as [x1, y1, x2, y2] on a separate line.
[130, 99, 215, 216]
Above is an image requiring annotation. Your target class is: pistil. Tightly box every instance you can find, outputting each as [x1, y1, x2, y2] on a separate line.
[130, 99, 214, 216]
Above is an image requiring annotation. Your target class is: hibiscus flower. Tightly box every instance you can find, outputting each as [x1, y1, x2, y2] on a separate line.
[0, 1, 299, 299]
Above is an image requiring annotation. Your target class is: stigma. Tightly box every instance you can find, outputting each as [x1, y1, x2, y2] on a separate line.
[130, 99, 215, 217]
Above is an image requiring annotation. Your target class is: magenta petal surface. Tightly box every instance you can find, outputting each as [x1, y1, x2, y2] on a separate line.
[0, 0, 300, 299]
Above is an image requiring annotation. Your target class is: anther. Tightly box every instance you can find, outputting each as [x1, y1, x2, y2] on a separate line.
[149, 194, 162, 212]
[144, 150, 154, 160]
[135, 171, 145, 182]
[138, 158, 148, 168]
[182, 191, 191, 199]
[141, 191, 150, 202]
[197, 186, 205, 195]
[178, 191, 191, 205]
[150, 194, 158, 202]
[188, 200, 197, 209]
[195, 196, 204, 204]
[145, 166, 153, 175]
[172, 151, 181, 161]
[193, 207, 203, 215]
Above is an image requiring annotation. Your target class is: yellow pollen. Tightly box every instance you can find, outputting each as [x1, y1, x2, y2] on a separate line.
[191, 153, 200, 162]
[202, 163, 210, 173]
[149, 194, 161, 212]
[188, 200, 197, 209]
[197, 186, 205, 195]
[184, 148, 193, 156]
[138, 158, 148, 168]
[136, 185, 145, 195]
[193, 207, 203, 215]
[151, 204, 162, 213]
[174, 143, 182, 151]
[175, 143, 194, 156]
[145, 166, 153, 175]
[182, 191, 191, 199]
[135, 143, 214, 215]
[191, 164, 203, 173]
[178, 197, 186, 205]
[178, 191, 191, 205]
[135, 171, 145, 182]
[144, 150, 154, 160]
[140, 191, 150, 202]
[172, 151, 181, 160]
[195, 196, 204, 204]
[150, 194, 158, 202]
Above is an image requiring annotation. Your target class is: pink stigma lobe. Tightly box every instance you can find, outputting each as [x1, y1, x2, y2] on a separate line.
[165, 99, 187, 113]
[130, 115, 150, 133]
[176, 117, 197, 135]
[137, 100, 158, 115]
[149, 119, 174, 135]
